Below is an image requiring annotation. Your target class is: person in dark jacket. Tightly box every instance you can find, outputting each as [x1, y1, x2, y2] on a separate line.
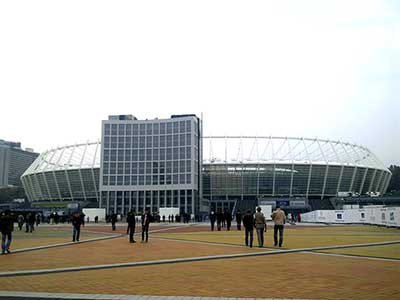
[216, 209, 224, 231]
[71, 212, 83, 242]
[224, 209, 232, 231]
[141, 208, 151, 242]
[126, 210, 136, 243]
[242, 210, 255, 248]
[0, 210, 15, 254]
[209, 211, 216, 231]
[110, 213, 117, 231]
[26, 212, 35, 233]
[236, 209, 242, 230]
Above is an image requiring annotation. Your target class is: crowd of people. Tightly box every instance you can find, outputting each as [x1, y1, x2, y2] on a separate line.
[209, 206, 287, 248]
[1, 206, 291, 254]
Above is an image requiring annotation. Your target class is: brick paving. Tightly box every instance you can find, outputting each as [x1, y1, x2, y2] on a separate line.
[1, 253, 399, 300]
[0, 291, 308, 300]
[2, 224, 400, 300]
[0, 235, 262, 272]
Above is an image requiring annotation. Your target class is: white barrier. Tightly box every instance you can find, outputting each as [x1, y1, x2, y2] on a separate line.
[82, 208, 106, 222]
[301, 207, 400, 227]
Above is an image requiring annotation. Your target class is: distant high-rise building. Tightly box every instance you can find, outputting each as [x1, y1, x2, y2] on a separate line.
[0, 139, 39, 187]
[99, 114, 202, 215]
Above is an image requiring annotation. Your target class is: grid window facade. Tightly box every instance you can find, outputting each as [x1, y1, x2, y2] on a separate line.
[100, 115, 200, 214]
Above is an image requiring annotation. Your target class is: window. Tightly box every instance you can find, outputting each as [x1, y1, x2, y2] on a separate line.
[160, 135, 166, 147]
[111, 124, 118, 135]
[180, 147, 185, 159]
[146, 137, 152, 148]
[160, 123, 166, 134]
[126, 124, 132, 135]
[118, 150, 124, 161]
[146, 123, 153, 135]
[173, 122, 179, 134]
[166, 148, 172, 160]
[166, 161, 172, 173]
[153, 123, 159, 134]
[124, 163, 131, 174]
[167, 135, 172, 147]
[186, 120, 191, 132]
[103, 150, 110, 161]
[153, 149, 159, 160]
[153, 136, 159, 147]
[132, 124, 138, 135]
[125, 150, 131, 161]
[173, 147, 179, 159]
[167, 122, 173, 134]
[132, 150, 138, 161]
[160, 148, 166, 160]
[118, 137, 125, 148]
[139, 137, 145, 148]
[138, 175, 144, 185]
[131, 162, 138, 174]
[110, 150, 117, 161]
[139, 124, 146, 135]
[118, 124, 125, 135]
[139, 149, 145, 161]
[104, 124, 111, 135]
[146, 149, 152, 160]
[111, 137, 117, 147]
[109, 162, 116, 174]
[104, 137, 110, 148]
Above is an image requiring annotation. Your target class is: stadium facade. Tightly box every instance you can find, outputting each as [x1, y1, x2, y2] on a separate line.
[21, 126, 392, 214]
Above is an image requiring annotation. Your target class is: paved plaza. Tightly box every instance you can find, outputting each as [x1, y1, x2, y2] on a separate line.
[1, 223, 400, 300]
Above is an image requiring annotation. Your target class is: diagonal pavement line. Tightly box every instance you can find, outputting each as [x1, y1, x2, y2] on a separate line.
[9, 225, 190, 255]
[1, 240, 400, 278]
[303, 250, 400, 262]
[153, 236, 274, 250]
[12, 234, 124, 254]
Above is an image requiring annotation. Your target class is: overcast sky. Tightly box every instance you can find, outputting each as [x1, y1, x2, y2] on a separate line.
[0, 0, 399, 166]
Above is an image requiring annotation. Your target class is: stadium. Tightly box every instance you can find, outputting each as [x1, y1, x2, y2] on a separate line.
[20, 136, 391, 213]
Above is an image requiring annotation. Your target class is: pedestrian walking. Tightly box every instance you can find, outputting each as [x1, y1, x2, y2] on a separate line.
[127, 210, 136, 243]
[17, 215, 24, 231]
[271, 206, 286, 247]
[216, 209, 223, 231]
[224, 209, 232, 231]
[26, 213, 35, 233]
[236, 209, 242, 230]
[209, 211, 216, 231]
[71, 212, 83, 242]
[0, 210, 15, 254]
[254, 207, 267, 247]
[141, 208, 151, 242]
[110, 213, 117, 231]
[242, 210, 254, 248]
